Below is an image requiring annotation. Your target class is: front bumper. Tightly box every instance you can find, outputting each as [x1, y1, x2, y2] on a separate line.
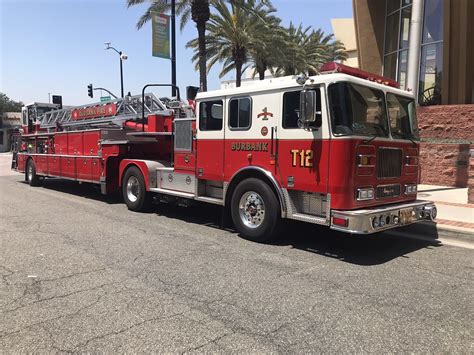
[331, 200, 437, 234]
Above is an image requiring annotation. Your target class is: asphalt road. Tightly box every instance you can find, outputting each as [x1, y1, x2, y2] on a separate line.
[1, 166, 473, 352]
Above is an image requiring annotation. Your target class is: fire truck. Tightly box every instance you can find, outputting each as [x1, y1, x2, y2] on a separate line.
[12, 62, 437, 242]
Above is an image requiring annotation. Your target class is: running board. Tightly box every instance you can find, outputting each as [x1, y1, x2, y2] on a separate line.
[195, 196, 224, 206]
[149, 188, 195, 199]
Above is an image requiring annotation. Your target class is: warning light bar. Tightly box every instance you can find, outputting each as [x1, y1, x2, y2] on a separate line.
[320, 62, 400, 89]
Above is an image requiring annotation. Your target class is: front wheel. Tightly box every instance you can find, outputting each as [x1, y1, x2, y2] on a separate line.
[122, 166, 153, 212]
[231, 178, 280, 243]
[25, 159, 40, 186]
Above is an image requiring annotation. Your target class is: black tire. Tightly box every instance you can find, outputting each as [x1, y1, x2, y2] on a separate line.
[25, 159, 40, 186]
[122, 166, 153, 212]
[231, 178, 280, 243]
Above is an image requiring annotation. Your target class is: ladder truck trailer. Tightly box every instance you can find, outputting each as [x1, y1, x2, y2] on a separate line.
[12, 62, 437, 242]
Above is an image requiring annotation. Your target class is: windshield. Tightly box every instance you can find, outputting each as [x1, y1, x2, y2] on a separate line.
[328, 82, 389, 137]
[386, 93, 420, 140]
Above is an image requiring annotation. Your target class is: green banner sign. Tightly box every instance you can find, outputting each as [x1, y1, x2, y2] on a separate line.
[152, 12, 170, 59]
[100, 96, 111, 102]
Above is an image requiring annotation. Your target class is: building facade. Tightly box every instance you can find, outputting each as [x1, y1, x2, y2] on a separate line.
[0, 112, 21, 153]
[353, 0, 473, 196]
[353, 0, 474, 105]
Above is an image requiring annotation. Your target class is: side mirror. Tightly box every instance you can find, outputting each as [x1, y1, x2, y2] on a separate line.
[300, 90, 322, 127]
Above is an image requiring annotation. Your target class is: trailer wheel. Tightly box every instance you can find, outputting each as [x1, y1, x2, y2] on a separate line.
[231, 178, 280, 243]
[122, 166, 153, 212]
[25, 159, 40, 186]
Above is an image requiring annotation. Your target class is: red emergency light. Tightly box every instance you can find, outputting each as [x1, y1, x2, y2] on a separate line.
[320, 62, 400, 89]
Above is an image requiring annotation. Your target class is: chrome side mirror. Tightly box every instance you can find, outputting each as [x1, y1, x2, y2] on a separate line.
[300, 90, 322, 128]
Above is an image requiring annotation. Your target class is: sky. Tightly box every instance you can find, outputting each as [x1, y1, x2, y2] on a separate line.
[0, 0, 353, 105]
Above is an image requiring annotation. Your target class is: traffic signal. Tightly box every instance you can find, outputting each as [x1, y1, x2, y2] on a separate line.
[87, 84, 93, 98]
[52, 95, 62, 109]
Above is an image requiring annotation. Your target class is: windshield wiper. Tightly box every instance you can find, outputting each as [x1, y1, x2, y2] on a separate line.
[363, 134, 378, 144]
[407, 136, 418, 147]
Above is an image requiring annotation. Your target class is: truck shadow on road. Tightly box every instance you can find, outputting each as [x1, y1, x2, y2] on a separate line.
[29, 178, 442, 266]
[25, 178, 123, 204]
[151, 202, 441, 266]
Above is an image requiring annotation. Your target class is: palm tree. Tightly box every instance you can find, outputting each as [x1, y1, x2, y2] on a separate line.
[126, 0, 211, 92]
[273, 23, 347, 77]
[187, 0, 271, 87]
[247, 11, 286, 80]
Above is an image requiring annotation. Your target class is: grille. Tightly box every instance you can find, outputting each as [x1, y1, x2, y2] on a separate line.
[376, 184, 401, 199]
[377, 148, 402, 178]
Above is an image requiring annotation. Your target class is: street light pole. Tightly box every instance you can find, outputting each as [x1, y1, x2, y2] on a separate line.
[105, 42, 127, 98]
[171, 0, 177, 97]
[119, 51, 124, 98]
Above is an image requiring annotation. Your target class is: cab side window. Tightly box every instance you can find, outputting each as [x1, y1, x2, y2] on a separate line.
[229, 97, 251, 130]
[199, 100, 223, 131]
[282, 89, 321, 129]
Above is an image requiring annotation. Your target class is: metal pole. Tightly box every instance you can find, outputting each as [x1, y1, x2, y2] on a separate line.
[407, 0, 423, 102]
[171, 0, 177, 97]
[119, 51, 124, 98]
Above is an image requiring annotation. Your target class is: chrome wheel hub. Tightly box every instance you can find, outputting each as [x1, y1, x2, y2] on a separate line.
[239, 191, 265, 229]
[126, 176, 140, 203]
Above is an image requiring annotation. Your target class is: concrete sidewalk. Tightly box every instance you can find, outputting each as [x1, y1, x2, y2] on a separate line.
[418, 184, 473, 235]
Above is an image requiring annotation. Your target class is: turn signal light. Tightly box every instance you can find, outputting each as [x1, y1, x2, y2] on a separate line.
[333, 217, 349, 227]
[405, 156, 419, 166]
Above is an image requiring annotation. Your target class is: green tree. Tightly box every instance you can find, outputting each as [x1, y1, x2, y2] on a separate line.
[0, 93, 22, 113]
[247, 9, 286, 80]
[273, 22, 347, 77]
[187, 0, 272, 87]
[127, 0, 211, 92]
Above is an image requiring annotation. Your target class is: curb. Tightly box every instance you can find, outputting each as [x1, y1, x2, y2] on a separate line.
[383, 221, 474, 248]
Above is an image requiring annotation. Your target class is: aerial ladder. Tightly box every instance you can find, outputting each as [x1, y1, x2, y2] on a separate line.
[32, 93, 172, 132]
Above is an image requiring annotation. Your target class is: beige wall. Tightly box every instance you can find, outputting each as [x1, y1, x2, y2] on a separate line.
[331, 18, 359, 68]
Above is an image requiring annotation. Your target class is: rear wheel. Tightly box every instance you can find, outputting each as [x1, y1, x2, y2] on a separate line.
[25, 159, 40, 186]
[231, 178, 280, 243]
[122, 166, 153, 212]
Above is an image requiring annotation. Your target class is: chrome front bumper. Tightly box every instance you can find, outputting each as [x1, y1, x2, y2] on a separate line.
[330, 200, 437, 234]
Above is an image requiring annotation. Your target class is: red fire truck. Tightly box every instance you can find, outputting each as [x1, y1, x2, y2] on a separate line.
[13, 63, 436, 242]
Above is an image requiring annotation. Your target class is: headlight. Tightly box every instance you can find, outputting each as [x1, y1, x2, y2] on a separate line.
[357, 187, 374, 201]
[405, 184, 417, 195]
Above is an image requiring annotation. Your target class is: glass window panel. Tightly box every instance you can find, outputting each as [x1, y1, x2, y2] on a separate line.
[383, 53, 398, 80]
[328, 82, 389, 137]
[282, 89, 322, 129]
[399, 6, 411, 49]
[387, 0, 401, 14]
[229, 97, 251, 130]
[422, 0, 444, 43]
[418, 43, 443, 105]
[387, 93, 419, 140]
[199, 100, 223, 131]
[384, 13, 400, 54]
[402, 0, 412, 6]
[398, 50, 408, 90]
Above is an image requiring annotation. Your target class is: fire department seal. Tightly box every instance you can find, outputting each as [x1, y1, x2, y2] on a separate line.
[261, 127, 268, 136]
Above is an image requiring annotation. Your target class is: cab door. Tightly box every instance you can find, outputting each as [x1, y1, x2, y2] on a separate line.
[196, 98, 225, 181]
[277, 86, 329, 194]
